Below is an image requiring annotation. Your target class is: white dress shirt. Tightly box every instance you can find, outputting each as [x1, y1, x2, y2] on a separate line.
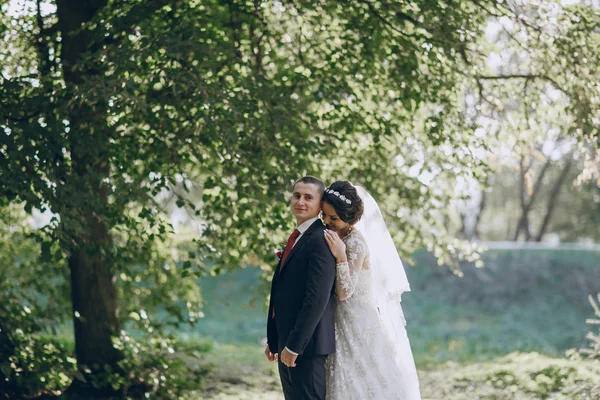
[292, 217, 319, 247]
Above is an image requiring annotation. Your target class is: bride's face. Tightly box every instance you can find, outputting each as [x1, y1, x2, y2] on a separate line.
[321, 201, 350, 233]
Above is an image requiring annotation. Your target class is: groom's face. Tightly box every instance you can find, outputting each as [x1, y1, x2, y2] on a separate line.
[291, 182, 321, 225]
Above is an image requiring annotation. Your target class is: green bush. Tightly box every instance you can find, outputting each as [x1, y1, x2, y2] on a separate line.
[487, 370, 518, 389]
[0, 332, 75, 397]
[528, 366, 575, 398]
[580, 293, 600, 360]
[111, 332, 210, 399]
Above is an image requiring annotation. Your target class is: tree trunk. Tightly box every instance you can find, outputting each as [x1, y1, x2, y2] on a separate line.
[514, 155, 528, 240]
[472, 189, 487, 240]
[514, 156, 551, 241]
[535, 159, 574, 242]
[54, 1, 124, 398]
[458, 212, 468, 239]
[66, 235, 123, 399]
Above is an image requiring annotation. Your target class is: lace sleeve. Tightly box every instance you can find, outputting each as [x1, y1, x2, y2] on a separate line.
[335, 234, 367, 301]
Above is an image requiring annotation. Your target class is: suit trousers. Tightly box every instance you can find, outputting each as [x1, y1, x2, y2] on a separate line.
[278, 354, 327, 400]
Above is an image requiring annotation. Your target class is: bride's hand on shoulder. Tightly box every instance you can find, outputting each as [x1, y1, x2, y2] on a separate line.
[324, 229, 347, 264]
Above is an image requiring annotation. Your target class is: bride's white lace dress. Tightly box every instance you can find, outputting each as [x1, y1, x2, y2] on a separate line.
[326, 229, 421, 400]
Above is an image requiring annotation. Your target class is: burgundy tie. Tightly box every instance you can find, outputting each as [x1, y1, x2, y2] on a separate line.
[272, 229, 302, 319]
[280, 229, 301, 270]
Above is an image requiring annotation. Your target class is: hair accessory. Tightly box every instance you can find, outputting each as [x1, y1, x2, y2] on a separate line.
[325, 188, 352, 204]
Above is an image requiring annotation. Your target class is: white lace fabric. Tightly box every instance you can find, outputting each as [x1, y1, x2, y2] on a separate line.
[326, 229, 421, 400]
[333, 230, 370, 301]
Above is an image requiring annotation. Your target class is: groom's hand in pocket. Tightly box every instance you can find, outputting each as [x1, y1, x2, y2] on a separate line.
[264, 346, 278, 362]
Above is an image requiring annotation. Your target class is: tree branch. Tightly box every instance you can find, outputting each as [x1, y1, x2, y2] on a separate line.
[477, 73, 567, 95]
[2, 110, 39, 123]
[102, 0, 172, 46]
[535, 156, 574, 242]
[514, 153, 529, 241]
[355, 0, 419, 38]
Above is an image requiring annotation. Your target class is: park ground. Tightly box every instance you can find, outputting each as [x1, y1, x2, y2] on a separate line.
[177, 248, 600, 399]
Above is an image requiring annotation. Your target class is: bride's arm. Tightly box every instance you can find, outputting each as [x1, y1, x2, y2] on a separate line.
[333, 236, 367, 301]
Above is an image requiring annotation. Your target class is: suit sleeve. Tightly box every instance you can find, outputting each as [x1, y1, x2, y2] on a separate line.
[266, 268, 279, 354]
[266, 295, 278, 354]
[285, 232, 336, 354]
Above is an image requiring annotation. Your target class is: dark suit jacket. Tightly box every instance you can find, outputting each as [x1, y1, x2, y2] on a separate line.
[267, 219, 336, 356]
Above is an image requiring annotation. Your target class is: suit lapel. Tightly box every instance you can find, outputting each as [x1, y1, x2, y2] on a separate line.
[274, 256, 283, 278]
[278, 219, 322, 277]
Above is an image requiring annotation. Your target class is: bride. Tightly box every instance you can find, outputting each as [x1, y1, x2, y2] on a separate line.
[321, 180, 421, 400]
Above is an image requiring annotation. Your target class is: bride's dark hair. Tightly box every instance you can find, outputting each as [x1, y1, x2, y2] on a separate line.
[323, 180, 364, 225]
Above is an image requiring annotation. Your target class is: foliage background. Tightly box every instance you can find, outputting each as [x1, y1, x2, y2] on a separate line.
[1, 0, 599, 398]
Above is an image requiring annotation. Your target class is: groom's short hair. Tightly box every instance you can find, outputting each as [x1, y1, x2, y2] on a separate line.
[293, 176, 325, 199]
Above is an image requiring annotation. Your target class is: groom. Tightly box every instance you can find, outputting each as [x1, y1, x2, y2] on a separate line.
[265, 176, 336, 400]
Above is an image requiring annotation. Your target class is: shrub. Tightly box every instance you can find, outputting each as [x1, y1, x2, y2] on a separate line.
[580, 293, 600, 360]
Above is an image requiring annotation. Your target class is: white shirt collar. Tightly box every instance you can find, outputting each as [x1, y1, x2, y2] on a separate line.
[296, 217, 320, 234]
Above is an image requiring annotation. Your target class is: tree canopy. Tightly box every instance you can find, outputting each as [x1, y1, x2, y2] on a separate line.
[1, 0, 598, 397]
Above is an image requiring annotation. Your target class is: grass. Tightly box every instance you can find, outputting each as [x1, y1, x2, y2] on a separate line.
[170, 247, 600, 398]
[191, 248, 600, 368]
[402, 249, 600, 367]
[180, 339, 280, 400]
[15, 247, 600, 398]
[179, 267, 267, 344]
[25, 334, 600, 399]
[183, 339, 600, 400]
